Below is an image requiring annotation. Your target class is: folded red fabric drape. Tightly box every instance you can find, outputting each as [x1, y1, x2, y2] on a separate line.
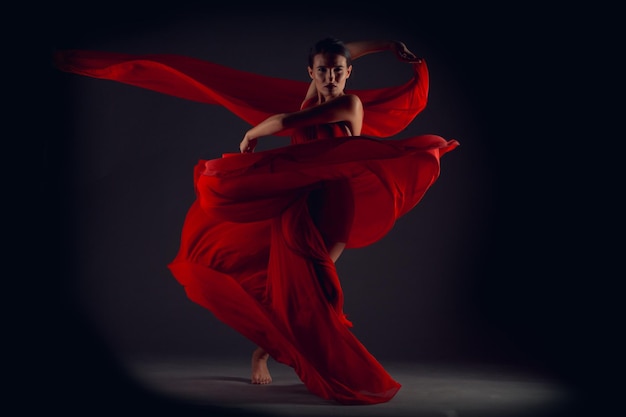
[55, 49, 459, 404]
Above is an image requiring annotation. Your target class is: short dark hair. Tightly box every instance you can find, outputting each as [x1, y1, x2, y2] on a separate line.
[308, 37, 352, 67]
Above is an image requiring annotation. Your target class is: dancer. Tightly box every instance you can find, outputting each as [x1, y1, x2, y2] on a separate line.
[240, 38, 414, 384]
[54, 37, 459, 405]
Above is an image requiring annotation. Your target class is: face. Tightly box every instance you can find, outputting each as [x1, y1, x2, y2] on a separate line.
[308, 53, 352, 100]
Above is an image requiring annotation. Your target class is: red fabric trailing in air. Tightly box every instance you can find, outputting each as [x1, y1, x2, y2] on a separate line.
[55, 49, 459, 405]
[53, 49, 428, 137]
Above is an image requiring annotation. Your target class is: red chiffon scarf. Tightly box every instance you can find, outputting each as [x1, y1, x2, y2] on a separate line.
[54, 49, 429, 137]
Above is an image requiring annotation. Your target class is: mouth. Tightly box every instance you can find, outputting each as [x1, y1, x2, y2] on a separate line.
[326, 84, 336, 89]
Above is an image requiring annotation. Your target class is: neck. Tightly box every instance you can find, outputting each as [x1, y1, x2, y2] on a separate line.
[318, 91, 344, 104]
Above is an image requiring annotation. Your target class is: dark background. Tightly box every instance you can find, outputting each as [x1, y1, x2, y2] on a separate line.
[17, 1, 616, 415]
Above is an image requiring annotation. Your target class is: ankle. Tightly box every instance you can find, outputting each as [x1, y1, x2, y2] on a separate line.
[253, 348, 269, 360]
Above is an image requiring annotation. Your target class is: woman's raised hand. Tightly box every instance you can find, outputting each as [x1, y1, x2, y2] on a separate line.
[392, 41, 421, 63]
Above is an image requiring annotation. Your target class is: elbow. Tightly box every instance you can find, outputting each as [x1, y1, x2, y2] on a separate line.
[281, 113, 298, 130]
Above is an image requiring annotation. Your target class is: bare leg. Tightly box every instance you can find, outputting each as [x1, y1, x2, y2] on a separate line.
[250, 243, 342, 385]
[251, 347, 272, 384]
[308, 179, 353, 265]
[328, 241, 346, 263]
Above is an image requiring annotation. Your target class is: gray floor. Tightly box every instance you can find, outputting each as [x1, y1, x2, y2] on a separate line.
[121, 356, 576, 417]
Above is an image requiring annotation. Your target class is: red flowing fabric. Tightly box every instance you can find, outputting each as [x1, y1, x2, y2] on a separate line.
[53, 50, 428, 137]
[55, 50, 459, 405]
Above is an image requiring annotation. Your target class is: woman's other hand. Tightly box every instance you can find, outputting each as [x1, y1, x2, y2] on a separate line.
[240, 135, 258, 153]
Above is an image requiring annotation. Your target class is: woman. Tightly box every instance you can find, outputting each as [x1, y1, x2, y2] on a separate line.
[238, 37, 419, 385]
[54, 37, 459, 405]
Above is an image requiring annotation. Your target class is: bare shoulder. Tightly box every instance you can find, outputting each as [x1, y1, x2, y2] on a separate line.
[334, 94, 363, 111]
[342, 93, 362, 104]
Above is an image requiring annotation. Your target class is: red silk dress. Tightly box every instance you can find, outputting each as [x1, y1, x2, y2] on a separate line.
[55, 50, 459, 405]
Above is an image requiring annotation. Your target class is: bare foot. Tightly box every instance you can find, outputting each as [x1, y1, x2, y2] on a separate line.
[251, 347, 272, 384]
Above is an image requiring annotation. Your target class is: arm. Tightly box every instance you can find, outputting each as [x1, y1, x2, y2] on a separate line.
[241, 94, 363, 153]
[345, 40, 421, 62]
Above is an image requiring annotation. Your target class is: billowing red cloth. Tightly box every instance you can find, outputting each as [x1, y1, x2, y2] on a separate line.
[55, 50, 459, 405]
[53, 50, 428, 137]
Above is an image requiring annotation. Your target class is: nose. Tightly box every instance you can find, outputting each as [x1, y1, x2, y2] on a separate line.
[327, 71, 335, 83]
